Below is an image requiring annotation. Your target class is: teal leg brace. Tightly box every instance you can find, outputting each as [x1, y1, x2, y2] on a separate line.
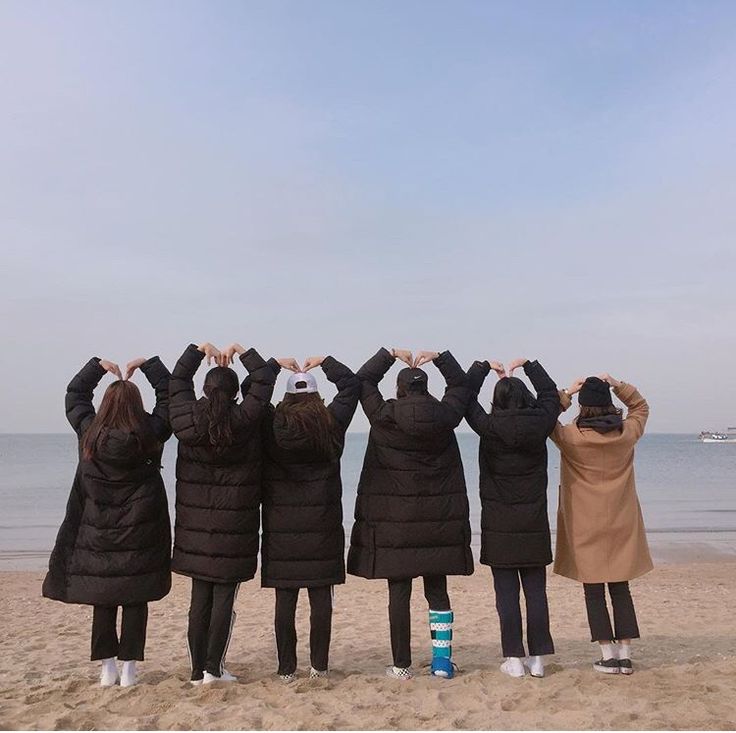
[429, 609, 454, 678]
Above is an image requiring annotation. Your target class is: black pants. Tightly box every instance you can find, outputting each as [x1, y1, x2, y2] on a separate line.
[187, 579, 239, 680]
[274, 586, 333, 675]
[91, 604, 148, 661]
[583, 582, 640, 642]
[388, 575, 451, 668]
[491, 566, 554, 658]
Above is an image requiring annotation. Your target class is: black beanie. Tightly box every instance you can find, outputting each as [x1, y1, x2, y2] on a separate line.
[578, 376, 613, 407]
[396, 367, 428, 394]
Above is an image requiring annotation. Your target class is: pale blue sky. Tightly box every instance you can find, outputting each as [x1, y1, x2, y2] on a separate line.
[1, 1, 735, 432]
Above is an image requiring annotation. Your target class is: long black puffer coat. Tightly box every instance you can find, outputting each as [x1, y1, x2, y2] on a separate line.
[261, 357, 360, 588]
[169, 344, 276, 584]
[347, 348, 474, 580]
[42, 357, 172, 606]
[465, 359, 560, 568]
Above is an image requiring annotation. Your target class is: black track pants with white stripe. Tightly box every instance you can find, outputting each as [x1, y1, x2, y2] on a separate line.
[187, 579, 239, 680]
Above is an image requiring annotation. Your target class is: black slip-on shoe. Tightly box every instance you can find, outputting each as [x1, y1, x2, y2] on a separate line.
[618, 658, 633, 675]
[593, 658, 621, 674]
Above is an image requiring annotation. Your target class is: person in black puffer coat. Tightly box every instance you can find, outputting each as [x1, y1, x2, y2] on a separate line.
[348, 348, 474, 680]
[465, 357, 560, 679]
[260, 355, 360, 681]
[42, 355, 172, 688]
[169, 341, 277, 685]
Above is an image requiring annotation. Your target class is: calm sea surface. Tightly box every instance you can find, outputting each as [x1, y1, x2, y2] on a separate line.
[1, 433, 735, 568]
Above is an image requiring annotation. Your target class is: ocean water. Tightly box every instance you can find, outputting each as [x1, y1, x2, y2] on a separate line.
[1, 433, 735, 568]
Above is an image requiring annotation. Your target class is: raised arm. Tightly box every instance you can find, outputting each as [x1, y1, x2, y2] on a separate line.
[169, 344, 205, 407]
[550, 378, 582, 446]
[609, 377, 649, 441]
[431, 350, 472, 429]
[522, 359, 560, 434]
[463, 360, 494, 435]
[231, 347, 278, 428]
[357, 348, 397, 422]
[138, 356, 172, 442]
[321, 357, 360, 431]
[65, 358, 108, 436]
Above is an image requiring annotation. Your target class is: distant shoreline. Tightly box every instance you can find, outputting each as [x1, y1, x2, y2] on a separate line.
[4, 531, 735, 571]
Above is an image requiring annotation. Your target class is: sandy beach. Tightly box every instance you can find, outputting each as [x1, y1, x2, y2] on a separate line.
[1, 558, 735, 730]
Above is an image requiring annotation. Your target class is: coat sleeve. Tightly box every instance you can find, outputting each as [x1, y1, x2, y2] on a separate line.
[357, 348, 395, 424]
[615, 382, 649, 441]
[169, 344, 205, 439]
[66, 358, 107, 436]
[550, 389, 572, 446]
[139, 356, 172, 442]
[323, 356, 360, 431]
[434, 350, 472, 429]
[523, 360, 561, 434]
[464, 360, 493, 436]
[241, 358, 280, 398]
[231, 348, 277, 428]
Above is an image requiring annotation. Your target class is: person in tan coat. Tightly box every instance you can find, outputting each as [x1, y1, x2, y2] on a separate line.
[552, 373, 652, 675]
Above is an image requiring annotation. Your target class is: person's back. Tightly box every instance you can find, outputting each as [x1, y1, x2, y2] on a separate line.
[260, 355, 360, 682]
[348, 350, 473, 580]
[552, 376, 651, 584]
[465, 357, 560, 678]
[348, 347, 473, 681]
[552, 373, 652, 676]
[169, 341, 277, 685]
[43, 354, 172, 688]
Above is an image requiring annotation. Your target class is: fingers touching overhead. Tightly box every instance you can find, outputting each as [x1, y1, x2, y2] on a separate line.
[302, 356, 325, 372]
[391, 348, 413, 367]
[99, 359, 123, 380]
[413, 350, 439, 368]
[277, 357, 301, 373]
[124, 357, 147, 381]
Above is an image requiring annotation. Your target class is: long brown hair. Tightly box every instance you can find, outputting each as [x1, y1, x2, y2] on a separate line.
[202, 366, 240, 453]
[274, 392, 337, 458]
[81, 380, 157, 461]
[576, 404, 623, 422]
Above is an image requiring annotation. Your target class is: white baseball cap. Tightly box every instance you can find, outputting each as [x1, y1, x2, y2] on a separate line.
[286, 372, 319, 394]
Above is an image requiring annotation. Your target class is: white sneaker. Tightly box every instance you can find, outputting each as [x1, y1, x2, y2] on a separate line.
[524, 656, 545, 678]
[120, 660, 137, 687]
[500, 657, 526, 678]
[100, 658, 119, 687]
[309, 667, 328, 679]
[203, 670, 237, 684]
[279, 672, 297, 684]
[385, 665, 413, 680]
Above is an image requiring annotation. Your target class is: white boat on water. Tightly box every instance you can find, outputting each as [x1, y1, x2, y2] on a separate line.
[699, 428, 736, 443]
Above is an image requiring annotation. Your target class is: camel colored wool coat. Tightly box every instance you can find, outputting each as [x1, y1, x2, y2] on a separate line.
[551, 383, 653, 584]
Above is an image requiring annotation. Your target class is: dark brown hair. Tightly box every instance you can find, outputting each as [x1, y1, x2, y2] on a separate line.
[202, 367, 240, 452]
[274, 392, 337, 458]
[576, 404, 623, 422]
[492, 376, 537, 410]
[81, 380, 157, 461]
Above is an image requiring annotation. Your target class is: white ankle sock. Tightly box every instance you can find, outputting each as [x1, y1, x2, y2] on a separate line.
[617, 642, 631, 660]
[600, 643, 615, 660]
[120, 660, 137, 687]
[100, 658, 118, 686]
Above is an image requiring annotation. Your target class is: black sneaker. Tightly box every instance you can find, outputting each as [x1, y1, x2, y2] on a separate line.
[593, 658, 621, 674]
[618, 658, 633, 675]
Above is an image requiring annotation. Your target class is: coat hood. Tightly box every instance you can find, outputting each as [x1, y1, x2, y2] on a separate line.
[488, 408, 552, 450]
[271, 410, 339, 460]
[93, 428, 155, 467]
[391, 394, 451, 441]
